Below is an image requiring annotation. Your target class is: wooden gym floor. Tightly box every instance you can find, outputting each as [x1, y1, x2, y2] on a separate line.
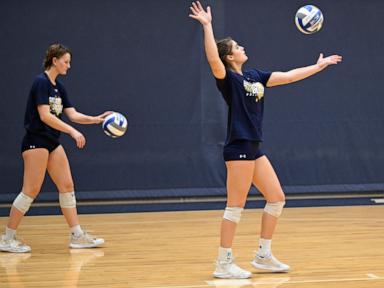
[0, 205, 383, 288]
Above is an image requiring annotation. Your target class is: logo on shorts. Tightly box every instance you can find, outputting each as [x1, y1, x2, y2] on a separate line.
[239, 154, 247, 159]
[29, 145, 36, 149]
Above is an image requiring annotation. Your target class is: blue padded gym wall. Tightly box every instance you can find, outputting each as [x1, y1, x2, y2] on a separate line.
[0, 0, 383, 202]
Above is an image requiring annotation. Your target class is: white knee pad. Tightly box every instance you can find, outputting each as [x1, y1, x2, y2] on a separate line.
[59, 191, 76, 208]
[223, 207, 243, 223]
[13, 192, 34, 214]
[264, 201, 285, 218]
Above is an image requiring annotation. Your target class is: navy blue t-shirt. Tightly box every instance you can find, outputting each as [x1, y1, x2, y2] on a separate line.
[24, 73, 73, 140]
[215, 68, 271, 144]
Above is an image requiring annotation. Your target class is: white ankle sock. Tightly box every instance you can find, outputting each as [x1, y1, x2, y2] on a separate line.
[70, 225, 83, 237]
[218, 247, 233, 261]
[257, 238, 272, 257]
[4, 226, 16, 240]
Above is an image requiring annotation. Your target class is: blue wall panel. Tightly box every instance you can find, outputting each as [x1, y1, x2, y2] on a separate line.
[0, 0, 383, 200]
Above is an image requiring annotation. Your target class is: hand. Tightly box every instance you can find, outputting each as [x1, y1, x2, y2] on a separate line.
[93, 111, 113, 124]
[69, 129, 86, 149]
[317, 53, 342, 69]
[189, 1, 212, 26]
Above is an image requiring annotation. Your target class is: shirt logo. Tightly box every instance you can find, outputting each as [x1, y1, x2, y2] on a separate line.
[243, 80, 265, 102]
[49, 96, 63, 116]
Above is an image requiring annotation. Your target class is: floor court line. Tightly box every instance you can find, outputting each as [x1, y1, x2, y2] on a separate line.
[147, 274, 383, 288]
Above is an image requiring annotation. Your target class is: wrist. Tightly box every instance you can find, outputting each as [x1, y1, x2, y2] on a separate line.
[316, 63, 325, 71]
[68, 127, 77, 135]
[202, 22, 212, 29]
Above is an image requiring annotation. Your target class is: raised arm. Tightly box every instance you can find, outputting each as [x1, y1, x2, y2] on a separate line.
[189, 1, 226, 79]
[267, 53, 342, 87]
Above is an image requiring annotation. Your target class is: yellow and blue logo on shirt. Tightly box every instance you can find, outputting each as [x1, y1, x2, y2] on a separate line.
[243, 80, 265, 102]
[49, 95, 63, 116]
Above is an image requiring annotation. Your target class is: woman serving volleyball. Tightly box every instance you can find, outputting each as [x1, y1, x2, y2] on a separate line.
[0, 44, 111, 253]
[189, 1, 342, 279]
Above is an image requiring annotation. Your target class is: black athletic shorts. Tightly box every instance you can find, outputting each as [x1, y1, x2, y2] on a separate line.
[21, 133, 60, 153]
[223, 139, 264, 161]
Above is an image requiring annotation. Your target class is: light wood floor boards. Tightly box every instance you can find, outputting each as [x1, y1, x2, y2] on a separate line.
[0, 205, 383, 287]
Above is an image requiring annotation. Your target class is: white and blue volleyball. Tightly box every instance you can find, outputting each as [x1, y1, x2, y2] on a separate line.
[295, 5, 324, 34]
[102, 112, 128, 138]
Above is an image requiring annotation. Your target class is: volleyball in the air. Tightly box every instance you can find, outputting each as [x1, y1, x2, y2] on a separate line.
[102, 112, 128, 138]
[295, 5, 324, 34]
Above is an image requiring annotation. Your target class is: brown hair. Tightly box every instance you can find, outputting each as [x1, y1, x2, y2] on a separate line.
[216, 37, 233, 67]
[43, 43, 72, 70]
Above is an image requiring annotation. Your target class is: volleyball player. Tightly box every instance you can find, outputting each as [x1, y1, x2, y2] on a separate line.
[0, 44, 111, 253]
[189, 1, 342, 278]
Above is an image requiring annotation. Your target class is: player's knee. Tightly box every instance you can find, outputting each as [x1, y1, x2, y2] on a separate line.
[264, 201, 285, 218]
[223, 207, 243, 223]
[59, 191, 76, 209]
[23, 184, 42, 197]
[13, 192, 34, 214]
[58, 182, 74, 193]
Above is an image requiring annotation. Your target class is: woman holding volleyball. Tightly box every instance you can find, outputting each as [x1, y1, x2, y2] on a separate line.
[0, 44, 111, 253]
[189, 1, 342, 279]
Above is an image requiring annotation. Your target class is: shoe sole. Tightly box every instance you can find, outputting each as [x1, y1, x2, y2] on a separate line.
[69, 239, 104, 249]
[251, 261, 289, 272]
[213, 272, 252, 279]
[0, 247, 31, 253]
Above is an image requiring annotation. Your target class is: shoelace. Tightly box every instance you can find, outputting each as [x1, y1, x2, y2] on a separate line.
[9, 236, 27, 245]
[215, 257, 232, 268]
[84, 232, 97, 240]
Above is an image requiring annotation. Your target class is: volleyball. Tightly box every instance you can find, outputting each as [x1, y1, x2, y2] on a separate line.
[295, 5, 324, 34]
[102, 112, 128, 138]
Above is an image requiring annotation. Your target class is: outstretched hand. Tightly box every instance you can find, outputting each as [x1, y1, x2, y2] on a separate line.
[317, 53, 342, 69]
[93, 111, 113, 124]
[189, 1, 212, 26]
